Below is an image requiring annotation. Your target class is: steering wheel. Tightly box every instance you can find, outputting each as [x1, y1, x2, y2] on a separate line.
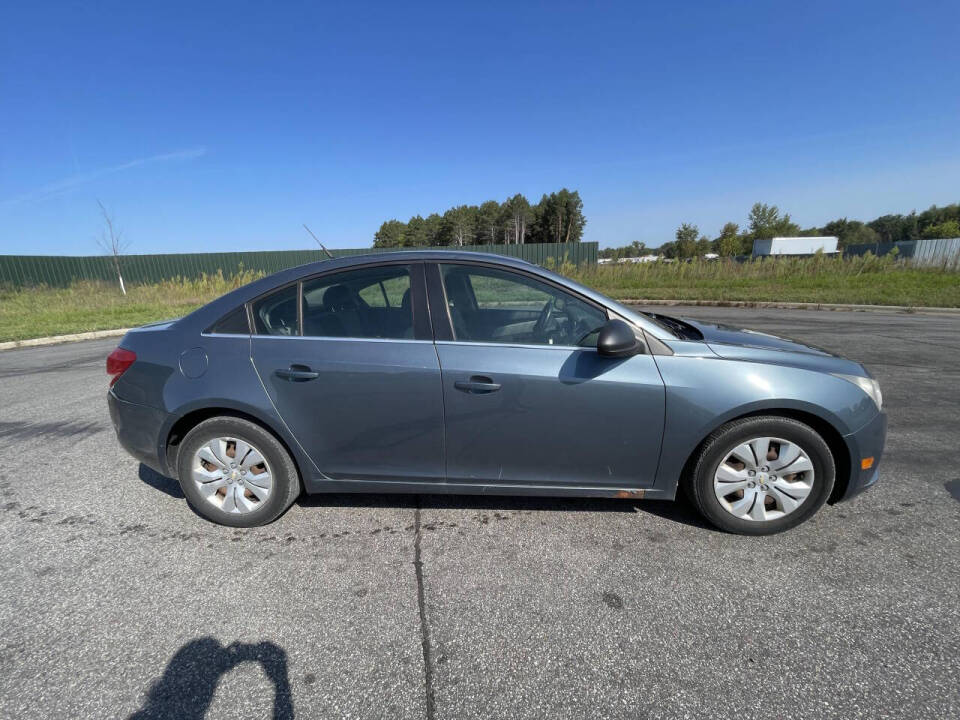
[269, 313, 294, 336]
[264, 298, 296, 335]
[532, 297, 557, 337]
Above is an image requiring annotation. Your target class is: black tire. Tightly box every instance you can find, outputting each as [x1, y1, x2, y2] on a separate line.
[684, 416, 835, 535]
[176, 417, 301, 527]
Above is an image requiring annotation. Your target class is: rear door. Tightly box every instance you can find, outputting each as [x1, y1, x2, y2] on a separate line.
[250, 262, 444, 484]
[427, 262, 666, 490]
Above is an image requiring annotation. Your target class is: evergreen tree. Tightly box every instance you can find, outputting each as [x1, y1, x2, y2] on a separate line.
[373, 219, 406, 248]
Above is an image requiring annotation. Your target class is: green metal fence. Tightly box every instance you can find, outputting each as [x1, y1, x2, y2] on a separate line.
[844, 237, 960, 268]
[0, 242, 597, 288]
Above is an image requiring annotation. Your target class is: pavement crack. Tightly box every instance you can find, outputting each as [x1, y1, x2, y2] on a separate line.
[413, 497, 436, 720]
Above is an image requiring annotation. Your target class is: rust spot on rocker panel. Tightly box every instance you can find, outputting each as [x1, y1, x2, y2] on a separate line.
[614, 489, 645, 499]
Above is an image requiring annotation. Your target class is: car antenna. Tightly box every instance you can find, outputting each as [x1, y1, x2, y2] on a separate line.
[303, 223, 335, 260]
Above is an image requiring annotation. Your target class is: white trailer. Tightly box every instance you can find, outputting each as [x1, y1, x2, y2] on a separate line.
[753, 236, 839, 256]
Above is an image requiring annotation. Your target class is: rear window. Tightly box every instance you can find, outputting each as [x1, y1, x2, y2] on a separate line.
[208, 306, 250, 335]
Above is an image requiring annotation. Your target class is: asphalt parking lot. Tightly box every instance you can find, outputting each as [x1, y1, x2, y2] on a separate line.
[1, 305, 958, 719]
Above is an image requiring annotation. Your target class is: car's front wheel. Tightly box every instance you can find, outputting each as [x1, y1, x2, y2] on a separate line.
[176, 417, 301, 527]
[686, 416, 835, 535]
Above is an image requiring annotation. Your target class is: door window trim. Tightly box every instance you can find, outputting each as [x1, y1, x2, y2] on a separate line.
[434, 339, 598, 352]
[425, 260, 610, 347]
[245, 334, 435, 345]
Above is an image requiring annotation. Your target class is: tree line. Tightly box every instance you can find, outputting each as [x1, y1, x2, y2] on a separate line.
[373, 189, 586, 247]
[601, 202, 960, 260]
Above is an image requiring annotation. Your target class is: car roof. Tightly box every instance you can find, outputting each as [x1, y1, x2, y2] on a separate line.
[299, 249, 536, 271]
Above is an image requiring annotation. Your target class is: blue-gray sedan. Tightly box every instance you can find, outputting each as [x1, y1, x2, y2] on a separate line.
[107, 251, 886, 534]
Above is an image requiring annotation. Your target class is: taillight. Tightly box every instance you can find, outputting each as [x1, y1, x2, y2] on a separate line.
[107, 347, 137, 387]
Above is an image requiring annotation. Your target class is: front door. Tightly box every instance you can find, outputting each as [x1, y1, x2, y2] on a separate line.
[250, 262, 444, 483]
[430, 262, 665, 489]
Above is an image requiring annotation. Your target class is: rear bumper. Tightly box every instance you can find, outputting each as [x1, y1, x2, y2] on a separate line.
[835, 410, 887, 502]
[107, 390, 170, 476]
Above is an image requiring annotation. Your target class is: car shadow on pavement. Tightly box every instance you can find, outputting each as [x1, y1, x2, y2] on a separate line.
[138, 464, 184, 499]
[128, 637, 293, 720]
[298, 492, 715, 530]
[945, 478, 960, 503]
[136, 462, 712, 530]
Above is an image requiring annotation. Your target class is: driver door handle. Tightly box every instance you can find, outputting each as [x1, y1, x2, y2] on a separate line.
[454, 375, 501, 394]
[275, 364, 320, 382]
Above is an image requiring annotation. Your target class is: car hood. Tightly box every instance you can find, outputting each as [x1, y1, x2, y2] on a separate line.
[681, 318, 836, 357]
[670, 316, 868, 376]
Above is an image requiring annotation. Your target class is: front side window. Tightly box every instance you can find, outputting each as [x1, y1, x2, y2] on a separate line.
[439, 264, 607, 347]
[302, 265, 413, 339]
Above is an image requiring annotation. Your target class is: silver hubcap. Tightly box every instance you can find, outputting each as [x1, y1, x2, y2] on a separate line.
[713, 436, 814, 522]
[191, 437, 272, 514]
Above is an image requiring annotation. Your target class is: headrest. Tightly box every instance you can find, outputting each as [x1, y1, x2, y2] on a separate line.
[323, 284, 358, 311]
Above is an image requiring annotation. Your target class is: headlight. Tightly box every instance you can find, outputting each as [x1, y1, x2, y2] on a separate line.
[832, 373, 882, 410]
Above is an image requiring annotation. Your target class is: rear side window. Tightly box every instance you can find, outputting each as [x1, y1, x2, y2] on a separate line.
[208, 306, 250, 335]
[252, 284, 299, 336]
[302, 265, 413, 339]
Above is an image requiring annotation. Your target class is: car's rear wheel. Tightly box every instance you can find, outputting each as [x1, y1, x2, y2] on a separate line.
[686, 416, 835, 535]
[176, 417, 300, 527]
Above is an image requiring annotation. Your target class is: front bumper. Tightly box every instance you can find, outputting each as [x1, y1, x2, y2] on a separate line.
[107, 390, 170, 476]
[835, 410, 887, 502]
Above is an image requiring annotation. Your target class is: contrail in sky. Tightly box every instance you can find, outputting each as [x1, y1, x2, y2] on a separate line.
[0, 147, 207, 208]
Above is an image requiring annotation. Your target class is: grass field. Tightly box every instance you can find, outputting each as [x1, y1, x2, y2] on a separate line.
[1, 255, 958, 342]
[0, 270, 264, 342]
[557, 253, 960, 307]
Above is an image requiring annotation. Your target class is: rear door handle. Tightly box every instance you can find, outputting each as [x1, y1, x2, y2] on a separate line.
[454, 376, 501, 394]
[275, 365, 319, 382]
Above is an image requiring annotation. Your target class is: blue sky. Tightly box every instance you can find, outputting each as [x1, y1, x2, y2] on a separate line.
[1, 0, 958, 255]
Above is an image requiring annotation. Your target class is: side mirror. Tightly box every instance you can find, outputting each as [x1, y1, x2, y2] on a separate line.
[597, 319, 642, 358]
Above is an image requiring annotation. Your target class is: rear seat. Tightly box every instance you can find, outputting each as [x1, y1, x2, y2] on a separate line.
[303, 284, 413, 339]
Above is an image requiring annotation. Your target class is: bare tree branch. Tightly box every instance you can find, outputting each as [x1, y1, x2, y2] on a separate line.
[96, 199, 128, 295]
